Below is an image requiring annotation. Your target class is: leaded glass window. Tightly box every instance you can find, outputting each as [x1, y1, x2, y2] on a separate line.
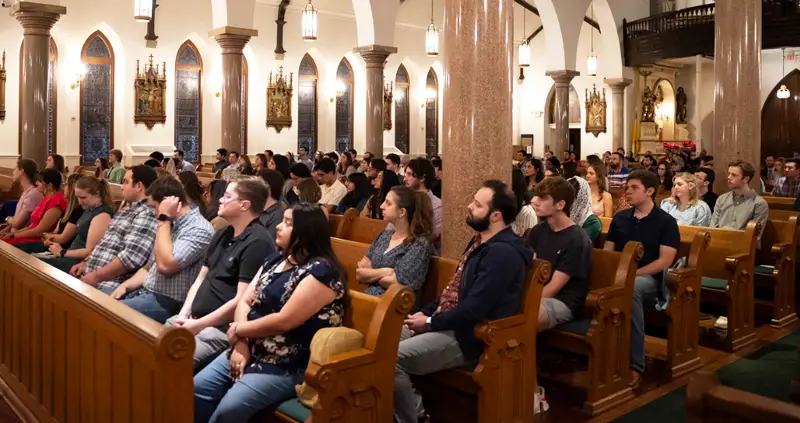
[80, 32, 114, 165]
[426, 68, 439, 156]
[394, 65, 410, 154]
[175, 41, 202, 163]
[298, 54, 318, 154]
[335, 59, 353, 153]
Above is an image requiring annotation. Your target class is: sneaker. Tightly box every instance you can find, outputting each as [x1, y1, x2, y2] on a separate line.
[534, 385, 550, 414]
[715, 316, 728, 329]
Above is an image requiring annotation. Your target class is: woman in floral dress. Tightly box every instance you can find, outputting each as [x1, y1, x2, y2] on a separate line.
[193, 202, 348, 423]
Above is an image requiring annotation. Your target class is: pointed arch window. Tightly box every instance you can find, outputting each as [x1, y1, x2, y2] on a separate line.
[298, 53, 318, 153]
[394, 65, 410, 154]
[80, 31, 114, 165]
[19, 38, 58, 155]
[335, 58, 354, 153]
[425, 68, 439, 156]
[241, 56, 249, 154]
[175, 41, 203, 163]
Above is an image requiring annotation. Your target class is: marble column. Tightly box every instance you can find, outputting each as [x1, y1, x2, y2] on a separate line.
[546, 70, 580, 156]
[713, 0, 761, 192]
[211, 27, 257, 155]
[356, 45, 397, 157]
[441, 0, 513, 259]
[605, 78, 632, 152]
[13, 2, 66, 167]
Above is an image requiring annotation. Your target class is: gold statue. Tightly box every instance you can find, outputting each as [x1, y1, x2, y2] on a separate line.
[641, 86, 656, 123]
[585, 84, 607, 137]
[267, 66, 293, 132]
[134, 55, 167, 129]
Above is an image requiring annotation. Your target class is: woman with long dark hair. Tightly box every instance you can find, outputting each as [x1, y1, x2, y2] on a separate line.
[334, 173, 373, 214]
[522, 158, 544, 199]
[511, 167, 537, 237]
[657, 162, 674, 192]
[194, 203, 348, 423]
[362, 170, 401, 220]
[94, 157, 110, 180]
[254, 153, 268, 175]
[47, 154, 68, 177]
[203, 179, 229, 222]
[178, 171, 207, 216]
[16, 173, 84, 254]
[4, 169, 67, 245]
[271, 154, 292, 195]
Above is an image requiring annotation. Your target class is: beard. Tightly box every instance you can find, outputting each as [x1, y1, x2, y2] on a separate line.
[466, 213, 491, 232]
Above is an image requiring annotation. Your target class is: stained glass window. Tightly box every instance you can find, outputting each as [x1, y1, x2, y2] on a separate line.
[394, 65, 410, 154]
[335, 58, 353, 153]
[298, 54, 318, 154]
[80, 32, 114, 165]
[18, 38, 58, 155]
[175, 41, 202, 163]
[426, 68, 439, 156]
[241, 56, 248, 154]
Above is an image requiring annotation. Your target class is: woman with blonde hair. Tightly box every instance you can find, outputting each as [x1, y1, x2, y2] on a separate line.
[659, 172, 711, 226]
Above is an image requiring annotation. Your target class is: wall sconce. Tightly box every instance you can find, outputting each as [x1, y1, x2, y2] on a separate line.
[69, 62, 87, 90]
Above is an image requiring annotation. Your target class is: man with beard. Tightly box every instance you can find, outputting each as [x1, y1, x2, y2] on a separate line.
[528, 177, 592, 331]
[607, 152, 631, 189]
[393, 180, 532, 423]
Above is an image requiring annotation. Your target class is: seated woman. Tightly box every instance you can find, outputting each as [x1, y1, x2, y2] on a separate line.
[334, 173, 373, 214]
[511, 167, 538, 237]
[568, 177, 602, 242]
[16, 173, 83, 254]
[41, 176, 115, 273]
[94, 158, 110, 180]
[358, 186, 434, 305]
[285, 162, 312, 205]
[1, 158, 44, 230]
[586, 163, 613, 217]
[660, 172, 711, 227]
[3, 169, 67, 245]
[179, 171, 207, 216]
[361, 170, 401, 219]
[193, 203, 347, 423]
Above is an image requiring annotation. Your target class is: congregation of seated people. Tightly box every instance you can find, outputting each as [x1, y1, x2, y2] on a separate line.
[3, 142, 799, 423]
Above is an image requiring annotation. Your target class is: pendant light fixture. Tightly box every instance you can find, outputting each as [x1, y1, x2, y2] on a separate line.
[777, 48, 790, 99]
[302, 0, 318, 42]
[518, 9, 530, 67]
[134, 0, 153, 22]
[425, 0, 439, 56]
[587, 1, 598, 77]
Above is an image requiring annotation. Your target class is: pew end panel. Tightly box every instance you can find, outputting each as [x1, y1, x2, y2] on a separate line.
[328, 208, 358, 239]
[331, 238, 371, 294]
[754, 217, 798, 329]
[687, 371, 800, 423]
[540, 241, 643, 416]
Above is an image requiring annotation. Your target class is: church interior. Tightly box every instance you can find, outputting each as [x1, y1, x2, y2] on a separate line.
[0, 0, 800, 422]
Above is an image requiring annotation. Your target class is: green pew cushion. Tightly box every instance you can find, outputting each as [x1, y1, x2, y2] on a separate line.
[555, 319, 591, 335]
[276, 398, 310, 421]
[701, 277, 728, 290]
[754, 265, 774, 275]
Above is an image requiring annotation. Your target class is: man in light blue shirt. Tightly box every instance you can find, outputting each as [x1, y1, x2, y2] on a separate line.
[174, 149, 196, 173]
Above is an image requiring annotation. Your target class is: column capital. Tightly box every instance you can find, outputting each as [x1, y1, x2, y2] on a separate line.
[210, 27, 257, 54]
[546, 69, 580, 86]
[604, 77, 633, 92]
[355, 45, 398, 67]
[12, 2, 66, 36]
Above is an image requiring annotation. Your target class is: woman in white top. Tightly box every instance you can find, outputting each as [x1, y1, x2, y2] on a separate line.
[585, 163, 613, 217]
[660, 172, 711, 227]
[511, 167, 538, 237]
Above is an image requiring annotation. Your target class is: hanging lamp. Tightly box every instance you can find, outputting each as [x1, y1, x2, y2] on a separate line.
[587, 1, 598, 77]
[425, 0, 439, 56]
[302, 0, 318, 42]
[777, 48, 790, 99]
[519, 9, 530, 67]
[134, 0, 153, 22]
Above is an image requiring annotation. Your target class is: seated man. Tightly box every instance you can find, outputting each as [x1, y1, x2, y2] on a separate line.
[166, 179, 274, 370]
[110, 177, 214, 323]
[711, 160, 768, 244]
[604, 170, 680, 389]
[528, 177, 592, 331]
[771, 158, 800, 198]
[404, 158, 443, 252]
[394, 180, 532, 423]
[72, 165, 159, 294]
[316, 158, 347, 210]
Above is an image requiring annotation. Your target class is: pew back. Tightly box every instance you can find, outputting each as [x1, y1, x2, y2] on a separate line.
[765, 196, 796, 211]
[338, 215, 390, 245]
[687, 371, 800, 423]
[0, 242, 194, 423]
[678, 223, 758, 280]
[332, 238, 370, 293]
[329, 208, 359, 239]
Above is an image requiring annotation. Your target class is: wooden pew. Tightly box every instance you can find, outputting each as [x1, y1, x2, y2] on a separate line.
[539, 242, 643, 415]
[596, 217, 710, 380]
[329, 208, 359, 239]
[770, 209, 800, 221]
[765, 196, 797, 212]
[269, 284, 414, 423]
[0, 241, 194, 423]
[336, 214, 389, 245]
[687, 371, 800, 423]
[754, 217, 799, 328]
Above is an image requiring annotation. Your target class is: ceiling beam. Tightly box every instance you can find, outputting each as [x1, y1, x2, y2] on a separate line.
[526, 25, 543, 43]
[513, 0, 601, 33]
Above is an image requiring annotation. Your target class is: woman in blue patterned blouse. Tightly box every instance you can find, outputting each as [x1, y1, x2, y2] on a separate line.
[193, 203, 348, 423]
[357, 186, 434, 308]
[660, 172, 711, 227]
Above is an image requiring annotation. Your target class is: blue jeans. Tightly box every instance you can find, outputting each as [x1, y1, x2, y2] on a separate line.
[194, 353, 303, 423]
[120, 289, 182, 324]
[630, 274, 659, 372]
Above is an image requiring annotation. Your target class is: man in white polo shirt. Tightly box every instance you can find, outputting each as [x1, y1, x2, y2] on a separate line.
[316, 158, 347, 211]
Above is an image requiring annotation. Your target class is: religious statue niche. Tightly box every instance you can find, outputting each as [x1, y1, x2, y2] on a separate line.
[641, 86, 656, 123]
[383, 82, 393, 131]
[585, 84, 607, 137]
[134, 55, 167, 129]
[267, 66, 293, 133]
[676, 86, 688, 124]
[0, 50, 6, 121]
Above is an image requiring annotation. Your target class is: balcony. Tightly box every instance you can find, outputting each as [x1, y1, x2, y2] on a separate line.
[623, 0, 800, 67]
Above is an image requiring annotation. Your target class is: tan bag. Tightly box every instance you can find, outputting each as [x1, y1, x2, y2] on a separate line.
[295, 327, 364, 408]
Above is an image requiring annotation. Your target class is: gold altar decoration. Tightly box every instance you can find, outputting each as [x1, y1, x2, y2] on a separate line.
[585, 84, 607, 137]
[0, 50, 6, 121]
[134, 55, 167, 129]
[267, 66, 293, 133]
[641, 86, 656, 123]
[383, 82, 393, 131]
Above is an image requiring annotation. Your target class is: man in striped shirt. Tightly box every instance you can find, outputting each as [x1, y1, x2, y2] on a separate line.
[607, 152, 631, 189]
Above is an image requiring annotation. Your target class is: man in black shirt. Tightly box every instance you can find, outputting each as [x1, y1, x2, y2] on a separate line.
[695, 167, 718, 212]
[604, 170, 680, 389]
[166, 179, 275, 371]
[528, 177, 592, 331]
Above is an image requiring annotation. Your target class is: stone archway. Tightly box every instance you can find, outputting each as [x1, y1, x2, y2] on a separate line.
[761, 68, 800, 160]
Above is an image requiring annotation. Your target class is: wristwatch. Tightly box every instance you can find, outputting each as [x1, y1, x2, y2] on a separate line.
[425, 316, 432, 332]
[157, 214, 174, 223]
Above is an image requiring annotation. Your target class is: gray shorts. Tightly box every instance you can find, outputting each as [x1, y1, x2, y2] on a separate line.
[541, 298, 574, 330]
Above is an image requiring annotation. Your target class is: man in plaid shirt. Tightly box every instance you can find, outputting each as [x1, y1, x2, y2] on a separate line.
[109, 177, 213, 323]
[71, 165, 158, 293]
[771, 159, 800, 198]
